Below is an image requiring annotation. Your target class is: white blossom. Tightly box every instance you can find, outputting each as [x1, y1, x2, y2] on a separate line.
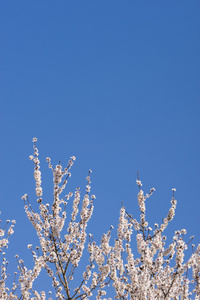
[0, 140, 199, 300]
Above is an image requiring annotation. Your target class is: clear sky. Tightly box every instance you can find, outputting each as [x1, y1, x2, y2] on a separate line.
[0, 0, 200, 296]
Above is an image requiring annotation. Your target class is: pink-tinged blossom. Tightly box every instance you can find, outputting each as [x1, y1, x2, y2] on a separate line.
[0, 141, 199, 299]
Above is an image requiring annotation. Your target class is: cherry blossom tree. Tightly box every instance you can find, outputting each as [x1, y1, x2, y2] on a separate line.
[0, 138, 199, 299]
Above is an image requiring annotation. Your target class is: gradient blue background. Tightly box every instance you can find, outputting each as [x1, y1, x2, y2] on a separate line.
[0, 0, 199, 296]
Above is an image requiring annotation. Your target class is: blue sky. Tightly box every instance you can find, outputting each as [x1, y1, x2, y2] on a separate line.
[0, 0, 200, 296]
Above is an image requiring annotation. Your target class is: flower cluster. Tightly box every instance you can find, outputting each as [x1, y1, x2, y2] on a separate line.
[95, 184, 200, 299]
[0, 218, 16, 299]
[19, 139, 111, 299]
